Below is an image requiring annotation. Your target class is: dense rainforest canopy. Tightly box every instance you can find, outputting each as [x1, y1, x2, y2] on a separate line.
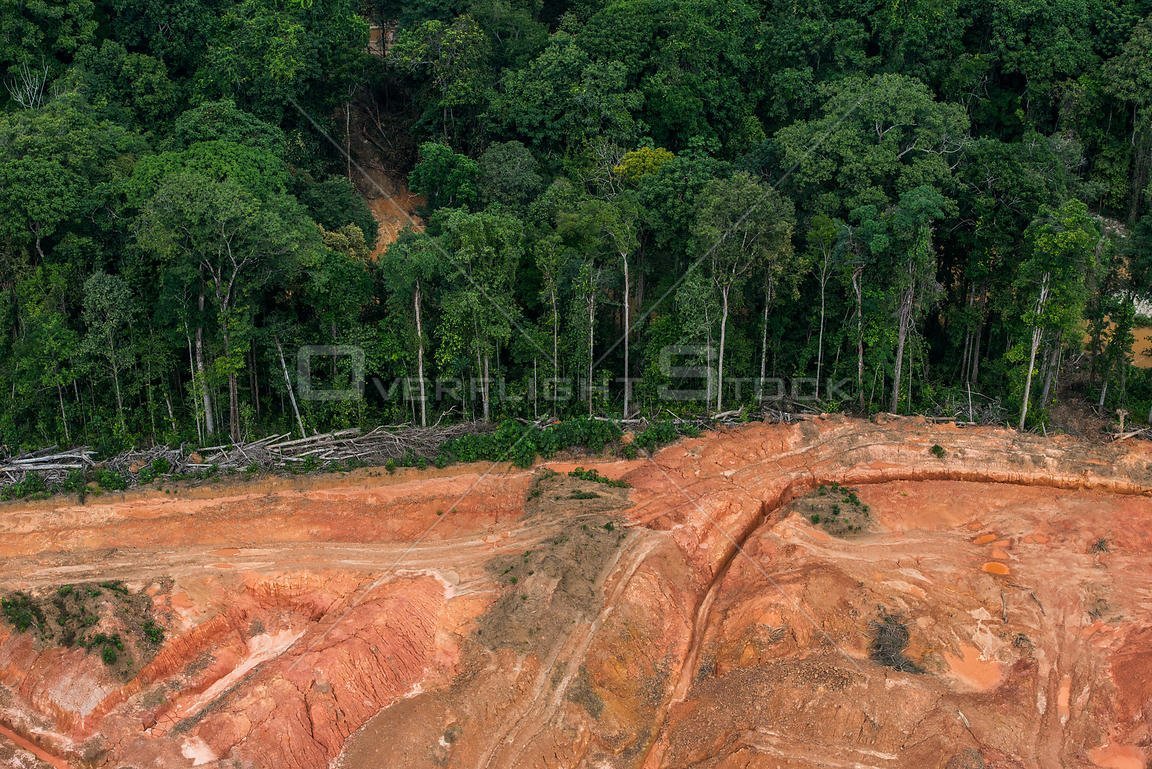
[2, 0, 1152, 451]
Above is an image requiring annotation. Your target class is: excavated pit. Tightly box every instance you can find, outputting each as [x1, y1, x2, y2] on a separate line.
[0, 416, 1150, 769]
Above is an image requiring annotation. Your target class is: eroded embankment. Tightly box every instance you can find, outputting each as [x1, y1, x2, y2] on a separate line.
[0, 416, 1150, 769]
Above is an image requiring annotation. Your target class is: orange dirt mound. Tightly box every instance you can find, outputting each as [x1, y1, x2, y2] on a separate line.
[0, 416, 1150, 768]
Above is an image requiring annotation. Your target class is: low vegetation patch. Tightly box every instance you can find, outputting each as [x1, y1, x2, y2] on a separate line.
[0, 582, 167, 679]
[626, 420, 701, 457]
[568, 467, 630, 487]
[795, 483, 872, 537]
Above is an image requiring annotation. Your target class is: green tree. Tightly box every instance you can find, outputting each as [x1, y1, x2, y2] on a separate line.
[389, 14, 493, 139]
[433, 207, 524, 420]
[477, 140, 543, 206]
[195, 0, 369, 120]
[691, 172, 795, 411]
[81, 272, 136, 425]
[887, 186, 948, 413]
[380, 231, 444, 425]
[1013, 200, 1099, 429]
[487, 32, 641, 155]
[133, 144, 321, 440]
[410, 141, 481, 210]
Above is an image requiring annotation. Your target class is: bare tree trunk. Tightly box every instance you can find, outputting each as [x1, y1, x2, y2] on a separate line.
[224, 324, 240, 442]
[254, 352, 262, 419]
[482, 353, 491, 421]
[550, 287, 560, 380]
[195, 292, 215, 437]
[164, 392, 178, 434]
[970, 316, 983, 384]
[757, 301, 769, 403]
[414, 280, 427, 427]
[1040, 331, 1063, 408]
[891, 285, 914, 413]
[717, 285, 730, 412]
[757, 278, 775, 402]
[587, 281, 595, 416]
[58, 385, 70, 444]
[815, 266, 829, 400]
[186, 326, 203, 444]
[106, 329, 124, 423]
[276, 337, 307, 438]
[852, 266, 864, 410]
[1019, 273, 1051, 431]
[345, 99, 352, 181]
[622, 254, 630, 419]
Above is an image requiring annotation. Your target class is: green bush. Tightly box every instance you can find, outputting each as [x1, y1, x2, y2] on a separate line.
[633, 420, 699, 455]
[568, 467, 629, 487]
[1, 592, 45, 633]
[95, 469, 128, 491]
[439, 418, 624, 469]
[0, 473, 48, 501]
[142, 619, 165, 645]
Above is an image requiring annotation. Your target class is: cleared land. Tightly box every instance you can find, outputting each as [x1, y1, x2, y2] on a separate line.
[1, 416, 1150, 769]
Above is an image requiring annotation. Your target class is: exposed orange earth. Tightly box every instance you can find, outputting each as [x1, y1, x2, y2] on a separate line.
[1, 416, 1151, 769]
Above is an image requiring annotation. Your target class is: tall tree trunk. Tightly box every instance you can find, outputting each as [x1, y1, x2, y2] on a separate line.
[195, 292, 215, 437]
[891, 285, 914, 413]
[757, 277, 776, 402]
[250, 345, 260, 418]
[622, 254, 630, 419]
[276, 337, 306, 437]
[587, 279, 595, 416]
[1040, 331, 1063, 408]
[414, 280, 427, 427]
[1019, 272, 1051, 431]
[852, 266, 865, 410]
[716, 284, 730, 412]
[758, 296, 769, 403]
[970, 315, 983, 385]
[816, 267, 829, 400]
[164, 392, 178, 434]
[482, 352, 491, 421]
[550, 287, 560, 381]
[345, 99, 352, 181]
[224, 325, 240, 442]
[58, 384, 70, 445]
[106, 329, 124, 423]
[186, 326, 203, 444]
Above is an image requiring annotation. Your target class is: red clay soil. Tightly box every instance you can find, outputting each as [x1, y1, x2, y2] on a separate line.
[0, 416, 1150, 769]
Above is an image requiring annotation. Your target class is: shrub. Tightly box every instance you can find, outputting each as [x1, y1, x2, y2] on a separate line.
[95, 469, 128, 491]
[568, 467, 630, 487]
[1, 592, 45, 633]
[633, 420, 699, 455]
[930, 444, 946, 459]
[439, 418, 625, 469]
[142, 619, 165, 645]
[0, 473, 48, 501]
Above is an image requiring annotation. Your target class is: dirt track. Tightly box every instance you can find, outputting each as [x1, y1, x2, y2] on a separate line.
[1, 416, 1150, 769]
